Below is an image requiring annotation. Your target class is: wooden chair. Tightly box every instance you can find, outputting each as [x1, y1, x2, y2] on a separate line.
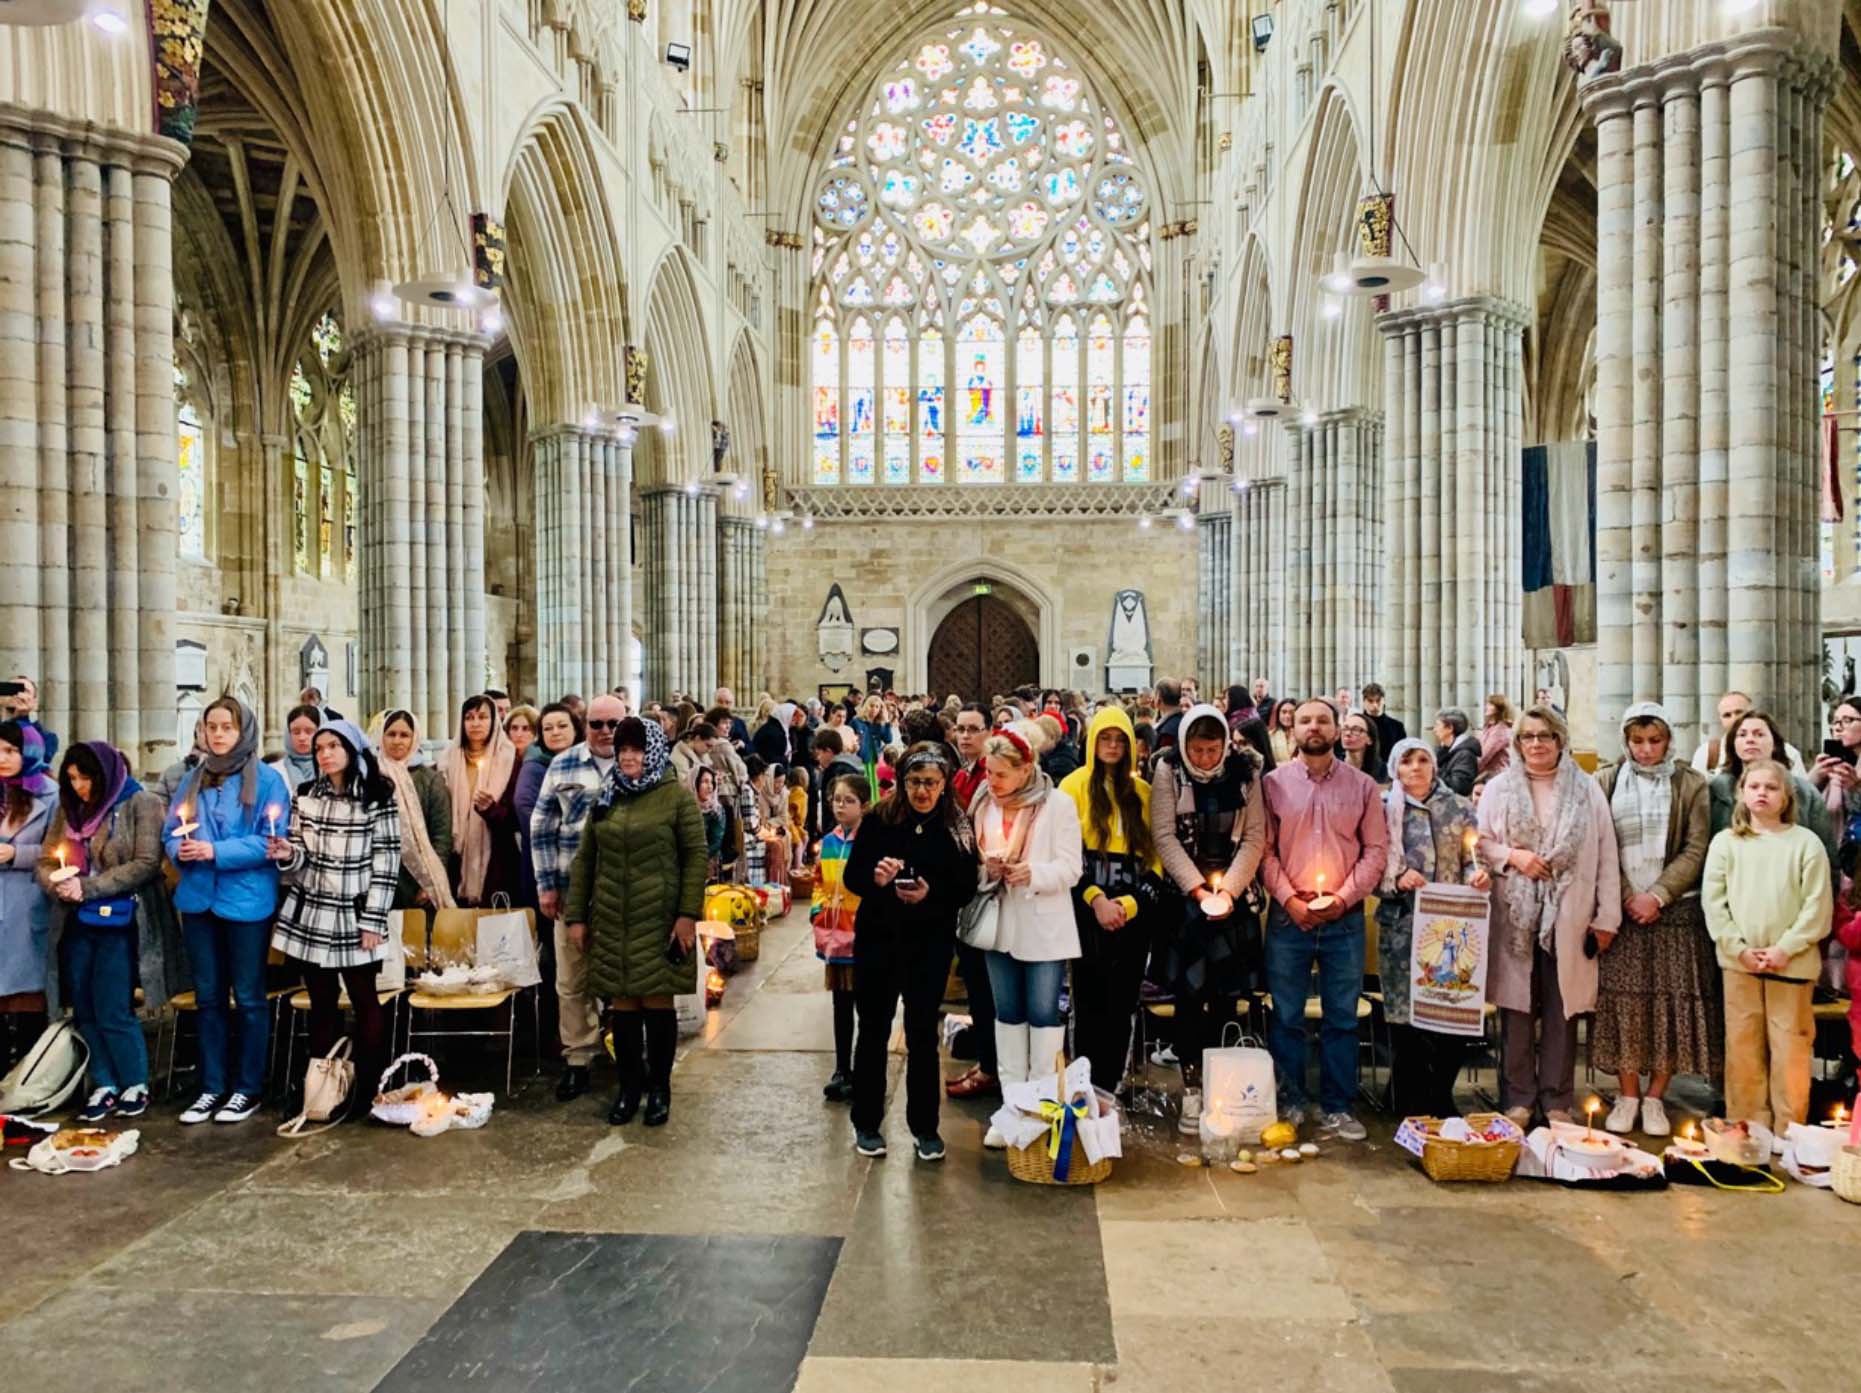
[279, 909, 424, 1087]
[158, 946, 296, 1097]
[403, 907, 540, 1096]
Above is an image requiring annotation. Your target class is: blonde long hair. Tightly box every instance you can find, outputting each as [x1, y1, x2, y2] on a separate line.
[1730, 758, 1796, 837]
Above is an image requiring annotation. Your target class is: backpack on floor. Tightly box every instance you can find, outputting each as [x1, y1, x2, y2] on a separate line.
[0, 1019, 89, 1117]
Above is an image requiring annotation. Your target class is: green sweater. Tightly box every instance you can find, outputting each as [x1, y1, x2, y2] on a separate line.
[1701, 824, 1833, 980]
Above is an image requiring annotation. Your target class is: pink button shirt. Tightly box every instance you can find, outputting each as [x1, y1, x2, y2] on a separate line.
[1262, 755, 1388, 909]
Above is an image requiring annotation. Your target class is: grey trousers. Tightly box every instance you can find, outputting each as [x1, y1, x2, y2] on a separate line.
[1499, 943, 1580, 1115]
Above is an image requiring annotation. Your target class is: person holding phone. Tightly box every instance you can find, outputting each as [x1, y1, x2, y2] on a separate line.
[1707, 710, 1835, 867]
[1818, 696, 1861, 847]
[842, 744, 980, 1162]
[564, 717, 706, 1128]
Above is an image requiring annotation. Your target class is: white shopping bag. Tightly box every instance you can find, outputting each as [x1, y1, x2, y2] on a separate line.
[1202, 1025, 1277, 1144]
[376, 911, 408, 993]
[673, 992, 706, 1036]
[475, 909, 541, 989]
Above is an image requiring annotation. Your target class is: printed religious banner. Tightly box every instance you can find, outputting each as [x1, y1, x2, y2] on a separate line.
[1408, 883, 1491, 1037]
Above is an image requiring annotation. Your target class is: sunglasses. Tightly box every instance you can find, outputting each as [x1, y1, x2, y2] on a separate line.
[587, 719, 621, 731]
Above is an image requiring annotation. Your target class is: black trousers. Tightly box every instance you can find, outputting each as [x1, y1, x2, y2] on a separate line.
[954, 940, 998, 1073]
[1072, 904, 1152, 1093]
[852, 924, 954, 1138]
[1390, 1022, 1465, 1119]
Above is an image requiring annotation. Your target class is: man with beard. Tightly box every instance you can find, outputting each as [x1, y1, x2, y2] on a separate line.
[1261, 699, 1387, 1143]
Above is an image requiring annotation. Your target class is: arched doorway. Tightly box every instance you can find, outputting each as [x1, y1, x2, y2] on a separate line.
[927, 594, 1039, 701]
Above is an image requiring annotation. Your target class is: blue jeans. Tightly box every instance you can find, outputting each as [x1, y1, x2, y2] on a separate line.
[984, 952, 1066, 1028]
[183, 911, 272, 1096]
[1265, 903, 1365, 1113]
[65, 923, 148, 1093]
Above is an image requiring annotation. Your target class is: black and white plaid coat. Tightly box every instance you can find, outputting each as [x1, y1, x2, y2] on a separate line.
[271, 779, 403, 969]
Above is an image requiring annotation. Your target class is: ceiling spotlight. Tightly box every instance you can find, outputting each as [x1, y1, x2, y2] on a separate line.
[801, 516, 815, 531]
[88, 3, 127, 34]
[771, 519, 785, 534]
[1226, 411, 1245, 426]
[1242, 421, 1258, 437]
[658, 417, 677, 436]
[1250, 14, 1275, 52]
[617, 427, 637, 446]
[1420, 261, 1448, 305]
[665, 42, 692, 71]
[1176, 511, 1195, 531]
[1721, 0, 1760, 12]
[1321, 298, 1343, 320]
[1233, 477, 1250, 493]
[582, 409, 601, 430]
[685, 482, 699, 496]
[1322, 252, 1353, 295]
[1521, 0, 1558, 16]
[1300, 410, 1319, 427]
[755, 515, 769, 530]
[732, 482, 749, 499]
[1138, 515, 1153, 531]
[481, 306, 504, 335]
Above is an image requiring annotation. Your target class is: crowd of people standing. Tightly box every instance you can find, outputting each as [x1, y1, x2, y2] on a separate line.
[0, 671, 1853, 1166]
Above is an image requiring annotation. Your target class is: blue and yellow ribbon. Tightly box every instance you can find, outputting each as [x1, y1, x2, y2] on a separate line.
[1037, 1097, 1092, 1181]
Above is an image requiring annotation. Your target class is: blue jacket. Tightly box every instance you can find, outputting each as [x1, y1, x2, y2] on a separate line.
[163, 762, 291, 923]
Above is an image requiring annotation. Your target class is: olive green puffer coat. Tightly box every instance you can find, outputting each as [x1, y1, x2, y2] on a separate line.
[564, 775, 707, 999]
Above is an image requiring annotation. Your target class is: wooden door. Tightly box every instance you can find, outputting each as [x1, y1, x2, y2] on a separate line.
[927, 595, 1038, 702]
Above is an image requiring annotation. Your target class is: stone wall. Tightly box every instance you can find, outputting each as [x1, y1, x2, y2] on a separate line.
[760, 517, 1199, 701]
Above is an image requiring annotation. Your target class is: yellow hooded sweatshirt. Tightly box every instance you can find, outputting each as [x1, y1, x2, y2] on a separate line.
[1059, 706, 1162, 920]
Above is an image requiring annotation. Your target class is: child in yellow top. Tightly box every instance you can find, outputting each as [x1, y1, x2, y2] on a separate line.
[812, 774, 867, 1102]
[785, 767, 809, 871]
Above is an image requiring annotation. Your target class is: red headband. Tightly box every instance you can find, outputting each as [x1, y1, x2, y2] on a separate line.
[996, 729, 1033, 764]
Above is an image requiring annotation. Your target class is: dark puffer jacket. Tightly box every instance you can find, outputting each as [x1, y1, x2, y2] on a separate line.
[564, 776, 708, 999]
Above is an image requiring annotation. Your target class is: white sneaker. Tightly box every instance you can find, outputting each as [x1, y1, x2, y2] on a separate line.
[1177, 1087, 1203, 1135]
[983, 1124, 1008, 1150]
[1321, 1111, 1368, 1142]
[1639, 1097, 1670, 1136]
[213, 1092, 261, 1124]
[1605, 1095, 1640, 1134]
[178, 1092, 222, 1125]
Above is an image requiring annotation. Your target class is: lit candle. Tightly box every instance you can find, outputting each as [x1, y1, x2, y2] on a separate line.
[1671, 1120, 1708, 1157]
[173, 803, 197, 838]
[1584, 1095, 1601, 1141]
[1825, 1103, 1850, 1132]
[1203, 872, 1232, 919]
[266, 803, 282, 838]
[49, 844, 79, 884]
[1308, 870, 1336, 913]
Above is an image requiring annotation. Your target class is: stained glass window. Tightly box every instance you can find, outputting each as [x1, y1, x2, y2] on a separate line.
[319, 462, 334, 578]
[175, 360, 207, 563]
[293, 442, 311, 574]
[810, 9, 1149, 483]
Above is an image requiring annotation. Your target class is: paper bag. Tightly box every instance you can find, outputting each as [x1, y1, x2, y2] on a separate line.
[376, 911, 408, 993]
[674, 992, 706, 1036]
[1202, 1028, 1276, 1144]
[475, 909, 541, 989]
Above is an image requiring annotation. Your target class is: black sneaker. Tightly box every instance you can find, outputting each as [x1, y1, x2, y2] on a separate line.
[213, 1092, 261, 1124]
[178, 1092, 223, 1125]
[914, 1134, 946, 1163]
[114, 1085, 150, 1119]
[75, 1088, 118, 1123]
[821, 1071, 853, 1103]
[854, 1129, 887, 1158]
[555, 1065, 591, 1102]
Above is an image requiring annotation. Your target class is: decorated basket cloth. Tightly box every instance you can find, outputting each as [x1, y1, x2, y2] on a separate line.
[370, 1052, 442, 1125]
[1396, 1114, 1523, 1183]
[1835, 1144, 1861, 1205]
[1006, 1053, 1114, 1188]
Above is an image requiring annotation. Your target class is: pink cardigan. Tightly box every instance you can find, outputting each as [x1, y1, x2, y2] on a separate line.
[1475, 767, 1622, 1017]
[1478, 722, 1512, 779]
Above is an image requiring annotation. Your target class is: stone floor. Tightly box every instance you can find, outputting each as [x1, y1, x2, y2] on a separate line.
[3, 907, 1855, 1391]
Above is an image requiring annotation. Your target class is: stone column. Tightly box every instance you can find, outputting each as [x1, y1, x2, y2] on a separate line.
[716, 516, 767, 696]
[353, 323, 488, 734]
[531, 424, 632, 701]
[0, 108, 185, 768]
[1196, 507, 1232, 687]
[1230, 478, 1287, 698]
[1282, 408, 1384, 700]
[640, 485, 719, 700]
[1583, 30, 1832, 753]
[1378, 298, 1527, 734]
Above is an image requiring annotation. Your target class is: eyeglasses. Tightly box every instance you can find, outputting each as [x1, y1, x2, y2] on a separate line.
[1834, 717, 1861, 728]
[1517, 732, 1558, 743]
[954, 723, 987, 734]
[587, 719, 621, 731]
[904, 777, 944, 791]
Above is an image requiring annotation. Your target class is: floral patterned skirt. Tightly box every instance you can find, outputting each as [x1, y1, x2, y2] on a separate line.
[1591, 896, 1723, 1078]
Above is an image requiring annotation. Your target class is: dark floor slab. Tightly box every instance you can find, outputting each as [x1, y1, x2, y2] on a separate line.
[375, 1230, 841, 1393]
[806, 1121, 1117, 1364]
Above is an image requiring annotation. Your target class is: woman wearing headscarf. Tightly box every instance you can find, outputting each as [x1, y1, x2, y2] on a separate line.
[268, 703, 323, 793]
[1060, 707, 1163, 1095]
[843, 742, 981, 1161]
[370, 709, 456, 912]
[1592, 702, 1716, 1138]
[164, 696, 292, 1124]
[1376, 738, 1489, 1118]
[443, 693, 520, 906]
[515, 702, 582, 918]
[969, 720, 1083, 1146]
[564, 717, 707, 1128]
[268, 719, 402, 1116]
[36, 742, 167, 1122]
[1476, 705, 1621, 1127]
[0, 720, 58, 1068]
[753, 701, 799, 768]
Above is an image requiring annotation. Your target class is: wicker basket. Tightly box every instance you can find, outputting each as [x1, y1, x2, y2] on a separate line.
[1006, 1053, 1114, 1187]
[1412, 1114, 1522, 1183]
[370, 1052, 442, 1126]
[734, 922, 761, 963]
[1834, 1144, 1861, 1205]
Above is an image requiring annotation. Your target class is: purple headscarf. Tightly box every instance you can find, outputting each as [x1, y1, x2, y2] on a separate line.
[0, 719, 55, 797]
[61, 741, 139, 850]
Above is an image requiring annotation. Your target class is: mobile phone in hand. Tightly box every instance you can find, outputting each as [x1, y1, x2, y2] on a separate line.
[893, 876, 921, 892]
[664, 933, 691, 966]
[1824, 739, 1857, 766]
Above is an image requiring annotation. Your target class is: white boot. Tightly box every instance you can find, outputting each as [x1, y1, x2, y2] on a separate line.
[984, 1023, 1030, 1149]
[1028, 1026, 1069, 1090]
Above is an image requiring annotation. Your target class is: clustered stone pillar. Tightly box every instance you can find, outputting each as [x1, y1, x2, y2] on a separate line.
[1283, 409, 1385, 700]
[531, 425, 633, 701]
[1196, 507, 1232, 688]
[1584, 30, 1831, 753]
[352, 323, 488, 736]
[716, 516, 767, 697]
[1229, 478, 1286, 698]
[1378, 297, 1527, 735]
[638, 485, 719, 701]
[0, 108, 184, 767]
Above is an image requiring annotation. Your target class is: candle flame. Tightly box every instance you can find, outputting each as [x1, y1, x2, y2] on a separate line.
[1681, 1120, 1696, 1140]
[1837, 1104, 1850, 1125]
[1585, 1096, 1602, 1115]
[55, 845, 65, 869]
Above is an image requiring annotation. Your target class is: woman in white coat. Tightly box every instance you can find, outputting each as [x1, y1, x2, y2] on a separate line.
[1476, 705, 1621, 1127]
[968, 720, 1082, 1146]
